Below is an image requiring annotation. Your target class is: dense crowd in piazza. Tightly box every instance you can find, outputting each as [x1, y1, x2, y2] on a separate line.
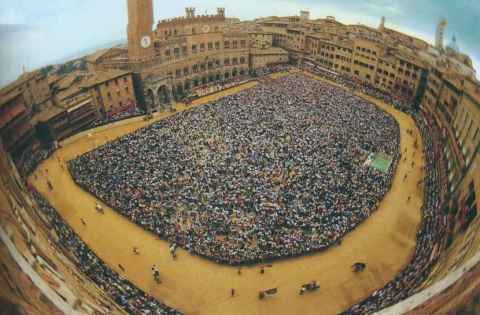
[68, 73, 401, 264]
[29, 189, 180, 315]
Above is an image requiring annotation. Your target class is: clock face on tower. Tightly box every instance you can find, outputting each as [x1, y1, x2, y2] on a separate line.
[140, 35, 152, 48]
[202, 25, 210, 33]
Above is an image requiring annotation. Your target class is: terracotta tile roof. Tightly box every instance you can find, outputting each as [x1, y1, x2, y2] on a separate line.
[0, 101, 26, 129]
[31, 106, 65, 124]
[80, 70, 131, 88]
[0, 89, 23, 108]
[86, 49, 110, 63]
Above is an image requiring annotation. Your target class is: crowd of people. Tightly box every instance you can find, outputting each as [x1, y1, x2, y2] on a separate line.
[17, 147, 56, 178]
[68, 73, 400, 264]
[30, 189, 180, 315]
[189, 75, 253, 99]
[254, 64, 294, 77]
[90, 106, 145, 129]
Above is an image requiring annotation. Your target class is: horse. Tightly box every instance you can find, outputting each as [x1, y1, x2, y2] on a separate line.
[299, 281, 319, 295]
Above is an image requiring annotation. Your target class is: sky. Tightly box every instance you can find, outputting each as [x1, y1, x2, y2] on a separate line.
[0, 0, 479, 86]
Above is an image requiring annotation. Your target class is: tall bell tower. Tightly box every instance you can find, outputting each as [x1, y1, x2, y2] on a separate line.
[127, 0, 154, 61]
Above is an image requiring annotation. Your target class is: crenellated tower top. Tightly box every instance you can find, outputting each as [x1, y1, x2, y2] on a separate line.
[157, 7, 226, 29]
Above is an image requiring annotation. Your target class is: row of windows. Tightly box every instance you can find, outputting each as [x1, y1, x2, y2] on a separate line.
[342, 64, 413, 89]
[455, 105, 480, 152]
[354, 60, 375, 70]
[171, 57, 247, 78]
[174, 69, 249, 87]
[104, 76, 129, 88]
[105, 86, 130, 101]
[376, 79, 394, 87]
[356, 46, 377, 56]
[163, 40, 247, 57]
[316, 54, 417, 89]
[311, 45, 421, 75]
[378, 60, 397, 70]
[397, 68, 418, 79]
[355, 52, 376, 62]
[313, 47, 419, 80]
[316, 58, 351, 73]
[317, 57, 405, 82]
[287, 35, 304, 44]
[315, 51, 352, 63]
[394, 77, 416, 86]
[104, 99, 133, 111]
[377, 68, 396, 79]
[160, 25, 221, 37]
[317, 52, 413, 95]
[311, 41, 353, 54]
[398, 60, 420, 72]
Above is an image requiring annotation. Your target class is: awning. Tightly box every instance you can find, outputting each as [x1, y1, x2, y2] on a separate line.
[66, 98, 92, 113]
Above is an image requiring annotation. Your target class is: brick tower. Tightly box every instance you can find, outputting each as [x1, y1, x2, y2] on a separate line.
[127, 0, 154, 61]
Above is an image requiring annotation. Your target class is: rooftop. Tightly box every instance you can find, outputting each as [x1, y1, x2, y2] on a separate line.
[81, 70, 131, 88]
[86, 47, 127, 63]
[86, 49, 110, 63]
[0, 70, 43, 97]
[31, 105, 65, 124]
[55, 80, 86, 103]
[0, 89, 24, 108]
[55, 72, 85, 91]
[57, 92, 91, 110]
